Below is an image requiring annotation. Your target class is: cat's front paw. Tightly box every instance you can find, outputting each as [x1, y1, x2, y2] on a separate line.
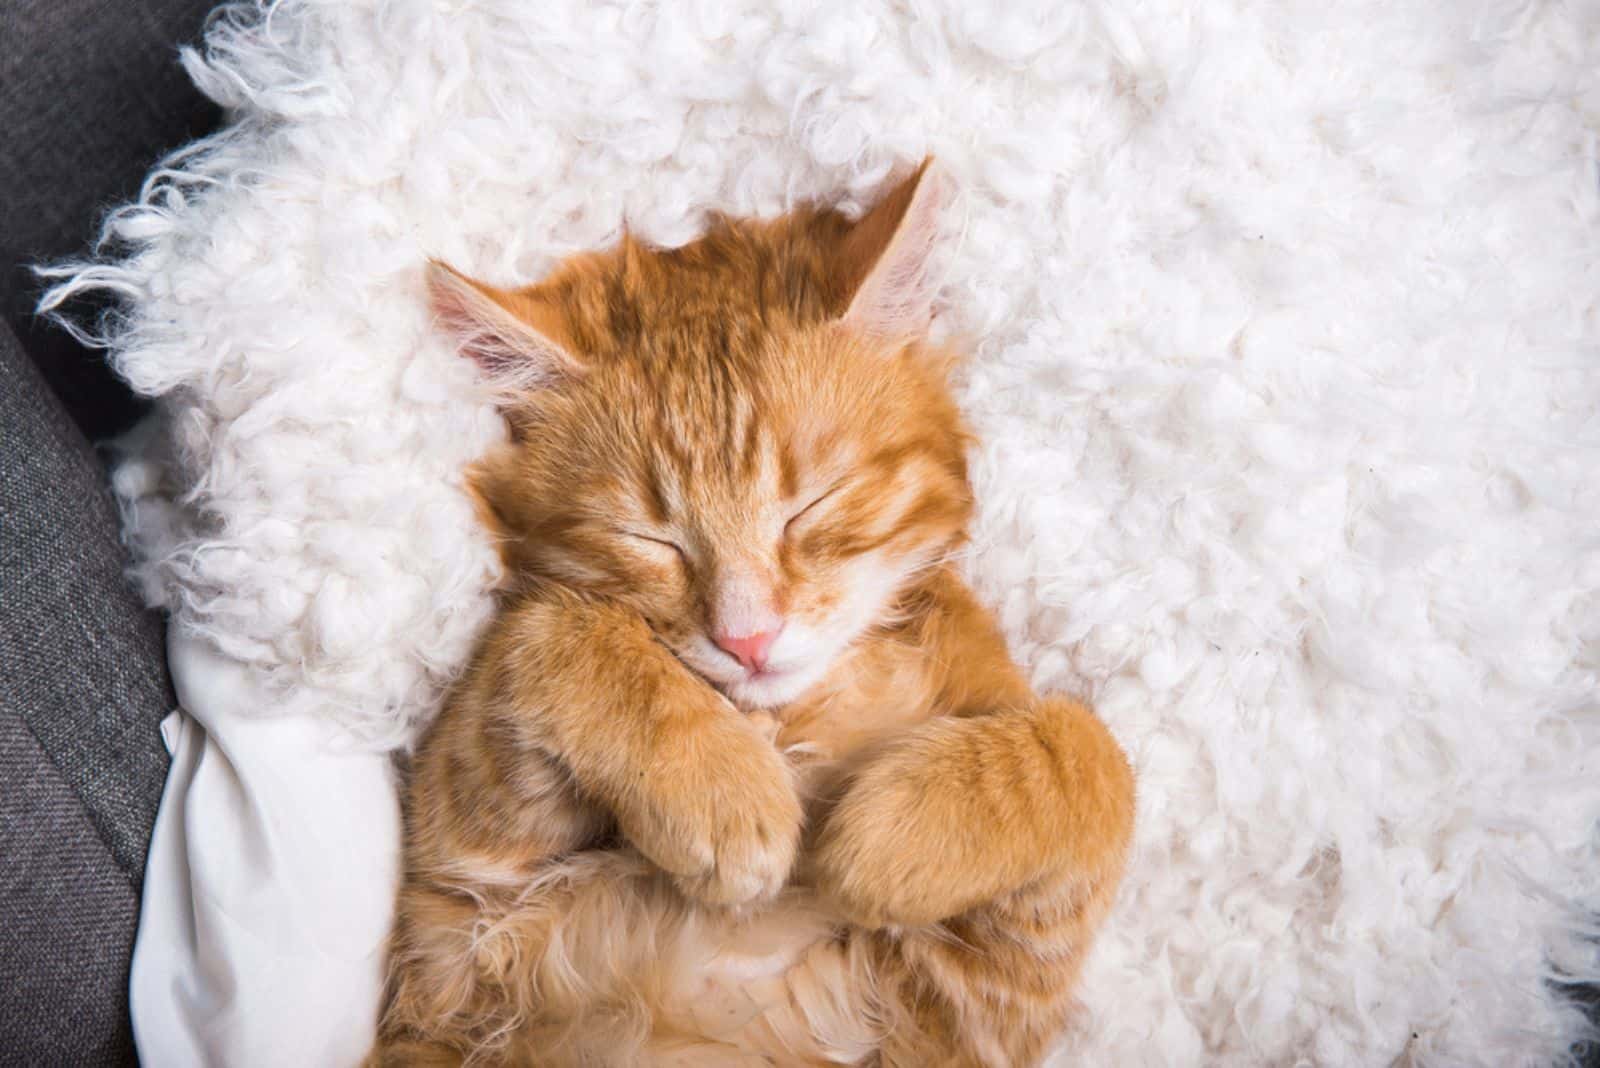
[810, 719, 1008, 929]
[621, 715, 803, 909]
[810, 794, 952, 929]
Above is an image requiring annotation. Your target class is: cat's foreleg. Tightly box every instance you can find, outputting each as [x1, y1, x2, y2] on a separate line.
[812, 567, 1135, 926]
[810, 696, 1133, 930]
[491, 589, 805, 908]
[813, 697, 1134, 1068]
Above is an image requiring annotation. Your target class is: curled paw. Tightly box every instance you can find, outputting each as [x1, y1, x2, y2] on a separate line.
[810, 718, 1020, 929]
[621, 715, 803, 908]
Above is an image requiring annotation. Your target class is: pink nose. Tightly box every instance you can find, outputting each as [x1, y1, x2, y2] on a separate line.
[715, 629, 780, 672]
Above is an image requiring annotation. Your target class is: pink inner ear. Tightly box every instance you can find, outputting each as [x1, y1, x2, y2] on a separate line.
[842, 165, 946, 340]
[425, 261, 578, 392]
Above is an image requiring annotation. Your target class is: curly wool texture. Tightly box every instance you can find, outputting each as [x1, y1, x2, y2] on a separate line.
[44, 0, 1600, 1063]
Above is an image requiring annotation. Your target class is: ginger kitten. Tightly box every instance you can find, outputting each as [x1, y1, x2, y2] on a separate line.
[370, 162, 1136, 1067]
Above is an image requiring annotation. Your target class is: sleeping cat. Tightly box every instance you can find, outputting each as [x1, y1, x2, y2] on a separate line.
[370, 162, 1136, 1067]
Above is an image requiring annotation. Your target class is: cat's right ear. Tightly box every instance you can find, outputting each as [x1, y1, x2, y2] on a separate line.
[835, 158, 947, 341]
[425, 260, 584, 393]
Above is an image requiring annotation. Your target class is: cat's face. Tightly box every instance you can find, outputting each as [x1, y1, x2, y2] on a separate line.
[477, 325, 969, 709]
[433, 163, 970, 708]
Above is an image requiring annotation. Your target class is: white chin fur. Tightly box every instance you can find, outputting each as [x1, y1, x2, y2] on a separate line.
[674, 627, 838, 710]
[721, 662, 830, 710]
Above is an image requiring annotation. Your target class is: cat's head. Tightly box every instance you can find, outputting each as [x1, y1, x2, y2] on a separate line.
[429, 162, 971, 709]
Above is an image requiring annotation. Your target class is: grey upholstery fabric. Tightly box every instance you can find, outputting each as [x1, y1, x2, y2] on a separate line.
[0, 0, 221, 440]
[0, 323, 174, 880]
[0, 0, 214, 1062]
[0, 319, 173, 1066]
[0, 716, 144, 1068]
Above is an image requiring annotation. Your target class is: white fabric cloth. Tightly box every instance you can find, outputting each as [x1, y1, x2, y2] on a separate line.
[131, 630, 400, 1066]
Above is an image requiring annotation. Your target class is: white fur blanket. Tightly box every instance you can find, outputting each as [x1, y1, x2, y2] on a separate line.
[47, 0, 1600, 1063]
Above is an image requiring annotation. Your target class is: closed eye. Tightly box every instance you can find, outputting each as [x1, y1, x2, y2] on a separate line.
[784, 483, 845, 536]
[621, 531, 686, 559]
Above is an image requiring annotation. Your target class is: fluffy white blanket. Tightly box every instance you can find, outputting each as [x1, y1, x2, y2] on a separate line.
[48, 0, 1600, 1063]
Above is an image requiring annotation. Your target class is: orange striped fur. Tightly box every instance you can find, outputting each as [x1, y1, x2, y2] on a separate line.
[370, 163, 1135, 1067]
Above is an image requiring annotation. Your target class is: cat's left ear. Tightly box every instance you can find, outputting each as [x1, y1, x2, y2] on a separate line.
[425, 260, 584, 393]
[836, 158, 948, 340]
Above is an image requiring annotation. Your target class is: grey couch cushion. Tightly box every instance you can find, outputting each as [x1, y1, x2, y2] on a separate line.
[0, 716, 145, 1068]
[0, 322, 173, 882]
[0, 319, 173, 1065]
